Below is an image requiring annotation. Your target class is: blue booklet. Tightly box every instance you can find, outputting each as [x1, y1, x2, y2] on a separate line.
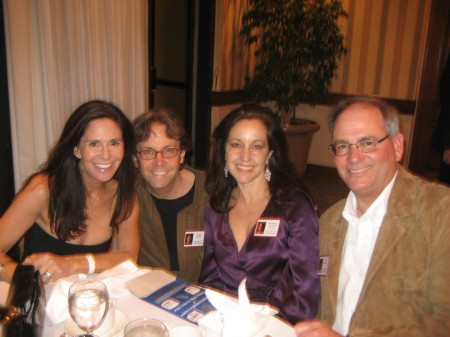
[142, 279, 215, 324]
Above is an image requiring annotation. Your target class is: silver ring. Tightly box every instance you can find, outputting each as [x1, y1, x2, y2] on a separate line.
[42, 271, 53, 281]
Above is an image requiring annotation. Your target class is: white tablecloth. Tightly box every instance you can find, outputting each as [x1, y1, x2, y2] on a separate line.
[45, 289, 295, 336]
[1, 277, 296, 337]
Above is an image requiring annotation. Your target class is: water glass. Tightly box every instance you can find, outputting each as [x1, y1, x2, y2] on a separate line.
[124, 317, 168, 337]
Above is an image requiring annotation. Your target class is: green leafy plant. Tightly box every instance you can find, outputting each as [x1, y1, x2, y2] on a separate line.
[240, 0, 347, 124]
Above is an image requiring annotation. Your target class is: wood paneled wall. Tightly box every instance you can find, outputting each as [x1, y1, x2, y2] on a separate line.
[331, 0, 431, 99]
[213, 0, 432, 102]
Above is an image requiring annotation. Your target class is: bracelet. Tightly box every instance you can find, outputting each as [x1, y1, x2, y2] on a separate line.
[84, 254, 95, 274]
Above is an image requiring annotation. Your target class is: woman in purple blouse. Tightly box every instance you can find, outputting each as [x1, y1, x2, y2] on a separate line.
[199, 104, 320, 324]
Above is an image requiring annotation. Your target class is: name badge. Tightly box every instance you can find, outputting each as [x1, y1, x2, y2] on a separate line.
[317, 256, 329, 276]
[253, 218, 280, 237]
[184, 231, 204, 247]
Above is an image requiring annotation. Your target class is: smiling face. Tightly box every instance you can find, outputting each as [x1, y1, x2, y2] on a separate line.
[135, 122, 186, 196]
[333, 103, 404, 207]
[74, 118, 124, 185]
[225, 118, 272, 188]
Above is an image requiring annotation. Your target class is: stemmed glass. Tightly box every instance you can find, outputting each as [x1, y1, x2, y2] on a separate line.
[68, 280, 109, 337]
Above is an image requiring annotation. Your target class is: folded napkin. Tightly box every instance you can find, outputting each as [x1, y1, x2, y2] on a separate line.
[198, 278, 278, 337]
[45, 259, 150, 324]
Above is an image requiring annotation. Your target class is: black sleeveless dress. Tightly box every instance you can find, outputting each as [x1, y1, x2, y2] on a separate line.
[21, 223, 112, 260]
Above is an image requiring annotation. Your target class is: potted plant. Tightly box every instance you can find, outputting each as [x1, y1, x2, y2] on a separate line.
[240, 0, 347, 175]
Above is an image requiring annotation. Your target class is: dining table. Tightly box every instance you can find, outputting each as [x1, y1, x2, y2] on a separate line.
[0, 266, 296, 337]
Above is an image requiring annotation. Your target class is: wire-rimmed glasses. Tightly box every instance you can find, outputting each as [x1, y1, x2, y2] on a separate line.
[328, 135, 389, 156]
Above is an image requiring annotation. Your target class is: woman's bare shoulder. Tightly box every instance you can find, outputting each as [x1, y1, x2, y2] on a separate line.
[20, 173, 50, 201]
[1, 173, 50, 235]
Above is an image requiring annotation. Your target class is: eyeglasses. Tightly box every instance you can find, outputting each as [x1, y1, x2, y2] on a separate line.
[136, 147, 181, 160]
[328, 135, 390, 156]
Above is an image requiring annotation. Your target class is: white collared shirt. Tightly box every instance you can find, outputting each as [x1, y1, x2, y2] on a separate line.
[332, 172, 397, 335]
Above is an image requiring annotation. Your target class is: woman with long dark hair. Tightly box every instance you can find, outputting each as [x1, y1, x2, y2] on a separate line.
[199, 103, 320, 324]
[0, 100, 139, 283]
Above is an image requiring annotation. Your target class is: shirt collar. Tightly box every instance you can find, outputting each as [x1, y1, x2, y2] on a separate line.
[343, 170, 398, 223]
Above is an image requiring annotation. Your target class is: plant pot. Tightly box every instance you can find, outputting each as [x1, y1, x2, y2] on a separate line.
[282, 119, 320, 176]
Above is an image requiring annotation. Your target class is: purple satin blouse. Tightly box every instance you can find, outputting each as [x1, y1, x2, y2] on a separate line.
[199, 192, 320, 324]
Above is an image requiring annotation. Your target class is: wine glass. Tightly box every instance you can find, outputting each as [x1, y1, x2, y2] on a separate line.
[68, 280, 109, 337]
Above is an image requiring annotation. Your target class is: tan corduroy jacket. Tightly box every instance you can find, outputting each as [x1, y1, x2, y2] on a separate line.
[319, 166, 450, 336]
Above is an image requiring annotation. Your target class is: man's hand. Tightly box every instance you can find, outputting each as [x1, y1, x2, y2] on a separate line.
[294, 320, 344, 337]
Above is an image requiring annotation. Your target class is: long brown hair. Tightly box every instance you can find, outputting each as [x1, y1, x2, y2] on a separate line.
[22, 100, 136, 240]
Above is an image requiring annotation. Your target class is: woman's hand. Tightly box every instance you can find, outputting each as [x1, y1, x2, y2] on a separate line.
[23, 252, 75, 284]
[294, 320, 344, 337]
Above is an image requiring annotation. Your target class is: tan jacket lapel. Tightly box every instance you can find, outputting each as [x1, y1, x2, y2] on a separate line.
[320, 203, 348, 319]
[355, 167, 416, 310]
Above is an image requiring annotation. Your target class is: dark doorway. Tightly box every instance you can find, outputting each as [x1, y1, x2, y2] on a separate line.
[148, 0, 214, 168]
[409, 0, 450, 179]
[149, 0, 192, 119]
[0, 3, 15, 216]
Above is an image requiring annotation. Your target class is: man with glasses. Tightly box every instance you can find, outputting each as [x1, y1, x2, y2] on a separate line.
[295, 97, 450, 336]
[133, 109, 208, 282]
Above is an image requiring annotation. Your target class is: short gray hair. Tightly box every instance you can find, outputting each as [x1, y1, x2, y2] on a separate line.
[329, 96, 400, 136]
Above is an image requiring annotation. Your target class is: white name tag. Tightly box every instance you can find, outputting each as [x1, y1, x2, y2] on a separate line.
[317, 256, 329, 276]
[184, 231, 204, 247]
[253, 218, 280, 237]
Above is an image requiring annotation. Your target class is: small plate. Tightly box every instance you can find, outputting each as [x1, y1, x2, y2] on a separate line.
[65, 309, 128, 337]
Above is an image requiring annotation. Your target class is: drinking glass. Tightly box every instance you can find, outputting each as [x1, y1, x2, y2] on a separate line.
[68, 280, 109, 337]
[124, 317, 168, 337]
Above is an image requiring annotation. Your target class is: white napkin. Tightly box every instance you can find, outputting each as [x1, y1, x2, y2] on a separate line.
[198, 278, 278, 337]
[45, 259, 150, 324]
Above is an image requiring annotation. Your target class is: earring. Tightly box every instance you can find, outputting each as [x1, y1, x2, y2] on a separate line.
[265, 165, 271, 182]
[224, 165, 228, 178]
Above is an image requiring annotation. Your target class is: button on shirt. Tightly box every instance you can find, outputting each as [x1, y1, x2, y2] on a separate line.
[333, 172, 397, 336]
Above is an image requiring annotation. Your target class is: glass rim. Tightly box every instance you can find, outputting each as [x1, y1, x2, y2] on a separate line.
[68, 279, 107, 294]
[124, 317, 169, 334]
